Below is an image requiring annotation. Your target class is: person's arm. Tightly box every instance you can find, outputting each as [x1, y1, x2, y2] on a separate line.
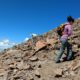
[67, 25, 72, 36]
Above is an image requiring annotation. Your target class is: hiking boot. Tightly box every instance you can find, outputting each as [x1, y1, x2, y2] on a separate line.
[62, 57, 67, 61]
[55, 60, 60, 63]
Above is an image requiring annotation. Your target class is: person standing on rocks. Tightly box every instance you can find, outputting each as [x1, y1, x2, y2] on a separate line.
[56, 16, 74, 63]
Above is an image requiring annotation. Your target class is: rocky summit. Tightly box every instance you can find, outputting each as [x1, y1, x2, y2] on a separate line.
[0, 19, 80, 80]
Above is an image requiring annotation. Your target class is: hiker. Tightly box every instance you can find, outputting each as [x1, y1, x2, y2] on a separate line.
[56, 16, 74, 63]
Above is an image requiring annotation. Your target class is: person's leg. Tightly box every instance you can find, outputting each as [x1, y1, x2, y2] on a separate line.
[66, 41, 73, 60]
[55, 40, 66, 63]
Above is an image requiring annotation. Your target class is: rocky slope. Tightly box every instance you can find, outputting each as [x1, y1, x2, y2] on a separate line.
[0, 19, 80, 80]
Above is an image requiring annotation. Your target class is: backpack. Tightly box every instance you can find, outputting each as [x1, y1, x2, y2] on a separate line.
[57, 24, 65, 37]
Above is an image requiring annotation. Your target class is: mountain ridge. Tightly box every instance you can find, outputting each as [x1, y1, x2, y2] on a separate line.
[0, 19, 80, 80]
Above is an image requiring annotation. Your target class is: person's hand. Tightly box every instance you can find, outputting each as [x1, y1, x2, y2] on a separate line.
[62, 32, 65, 35]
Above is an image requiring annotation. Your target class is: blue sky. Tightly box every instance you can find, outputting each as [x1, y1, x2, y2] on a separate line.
[0, 0, 80, 49]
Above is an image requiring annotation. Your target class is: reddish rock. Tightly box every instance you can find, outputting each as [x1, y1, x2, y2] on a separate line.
[35, 40, 47, 51]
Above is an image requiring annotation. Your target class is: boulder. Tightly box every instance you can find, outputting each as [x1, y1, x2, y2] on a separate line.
[46, 38, 58, 45]
[35, 40, 47, 51]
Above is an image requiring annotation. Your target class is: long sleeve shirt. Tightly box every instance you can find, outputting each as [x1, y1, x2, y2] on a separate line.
[61, 22, 72, 40]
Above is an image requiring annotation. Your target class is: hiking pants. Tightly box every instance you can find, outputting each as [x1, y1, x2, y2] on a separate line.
[56, 39, 73, 62]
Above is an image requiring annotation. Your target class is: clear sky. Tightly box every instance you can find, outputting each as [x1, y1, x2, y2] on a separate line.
[0, 0, 80, 49]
